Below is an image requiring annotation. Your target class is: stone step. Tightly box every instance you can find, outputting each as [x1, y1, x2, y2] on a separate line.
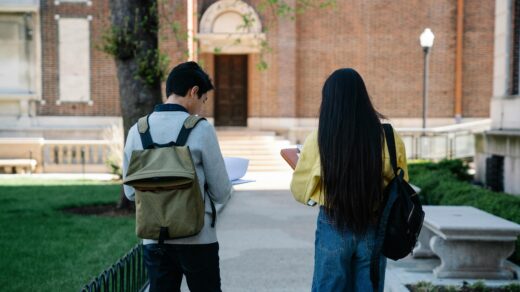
[217, 130, 292, 172]
[221, 141, 290, 146]
[247, 165, 292, 172]
[220, 146, 289, 152]
[218, 138, 281, 144]
[221, 147, 287, 152]
[223, 154, 286, 160]
[248, 160, 287, 166]
[227, 153, 285, 160]
[217, 132, 282, 137]
[219, 138, 288, 142]
[216, 128, 276, 134]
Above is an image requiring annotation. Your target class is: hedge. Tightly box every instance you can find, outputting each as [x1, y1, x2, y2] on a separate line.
[409, 160, 520, 264]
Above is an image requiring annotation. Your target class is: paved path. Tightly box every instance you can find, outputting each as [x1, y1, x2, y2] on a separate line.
[177, 171, 319, 291]
[218, 189, 318, 292]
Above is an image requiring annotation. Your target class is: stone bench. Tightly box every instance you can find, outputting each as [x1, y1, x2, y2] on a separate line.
[0, 159, 37, 174]
[413, 206, 520, 279]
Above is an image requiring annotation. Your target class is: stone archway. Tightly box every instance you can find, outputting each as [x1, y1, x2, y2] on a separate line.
[198, 0, 265, 127]
[198, 0, 265, 54]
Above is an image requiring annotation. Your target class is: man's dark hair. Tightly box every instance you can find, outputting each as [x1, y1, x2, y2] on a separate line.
[165, 61, 214, 98]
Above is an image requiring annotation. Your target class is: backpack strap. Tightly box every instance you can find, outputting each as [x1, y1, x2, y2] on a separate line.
[383, 124, 398, 176]
[176, 117, 217, 228]
[210, 194, 217, 228]
[137, 115, 154, 149]
[175, 115, 206, 146]
[205, 183, 217, 228]
[370, 124, 401, 292]
[370, 182, 400, 292]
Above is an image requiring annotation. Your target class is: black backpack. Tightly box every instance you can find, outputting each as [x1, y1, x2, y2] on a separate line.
[370, 124, 425, 291]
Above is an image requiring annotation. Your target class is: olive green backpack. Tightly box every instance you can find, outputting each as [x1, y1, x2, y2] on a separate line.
[124, 115, 214, 243]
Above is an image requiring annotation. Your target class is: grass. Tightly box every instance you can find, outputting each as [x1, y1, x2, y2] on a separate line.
[0, 178, 138, 291]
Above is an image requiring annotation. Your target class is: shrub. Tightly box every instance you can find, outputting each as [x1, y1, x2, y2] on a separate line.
[102, 123, 124, 178]
[409, 160, 520, 264]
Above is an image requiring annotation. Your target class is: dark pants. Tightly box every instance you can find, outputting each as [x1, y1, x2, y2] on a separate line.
[143, 242, 221, 292]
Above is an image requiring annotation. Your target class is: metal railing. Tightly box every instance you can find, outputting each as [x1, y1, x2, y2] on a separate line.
[80, 244, 148, 292]
[396, 119, 491, 160]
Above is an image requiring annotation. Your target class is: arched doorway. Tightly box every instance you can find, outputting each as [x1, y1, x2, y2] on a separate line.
[198, 0, 265, 127]
[214, 54, 248, 126]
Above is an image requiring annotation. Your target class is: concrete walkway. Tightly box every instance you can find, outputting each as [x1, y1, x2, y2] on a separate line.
[218, 189, 318, 292]
[176, 171, 320, 291]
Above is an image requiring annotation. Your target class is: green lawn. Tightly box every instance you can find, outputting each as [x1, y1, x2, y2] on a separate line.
[0, 179, 138, 291]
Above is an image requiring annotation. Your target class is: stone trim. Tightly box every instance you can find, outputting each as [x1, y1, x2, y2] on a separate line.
[55, 16, 92, 105]
[0, 0, 39, 12]
[198, 0, 266, 54]
[54, 0, 92, 6]
[199, 0, 263, 34]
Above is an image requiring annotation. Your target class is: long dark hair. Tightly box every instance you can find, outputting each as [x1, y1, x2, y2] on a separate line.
[318, 68, 384, 234]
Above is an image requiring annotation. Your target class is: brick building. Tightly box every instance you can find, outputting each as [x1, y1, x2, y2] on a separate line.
[0, 0, 495, 140]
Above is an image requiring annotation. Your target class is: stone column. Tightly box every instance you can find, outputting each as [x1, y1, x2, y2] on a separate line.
[491, 0, 518, 132]
[492, 0, 513, 99]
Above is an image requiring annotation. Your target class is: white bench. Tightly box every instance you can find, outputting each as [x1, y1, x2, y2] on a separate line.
[413, 206, 520, 279]
[0, 159, 37, 174]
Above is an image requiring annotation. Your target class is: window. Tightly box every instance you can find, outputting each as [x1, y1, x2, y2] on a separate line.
[0, 13, 32, 94]
[58, 17, 90, 102]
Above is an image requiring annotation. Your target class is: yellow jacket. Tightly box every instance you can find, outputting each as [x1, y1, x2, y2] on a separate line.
[290, 128, 408, 206]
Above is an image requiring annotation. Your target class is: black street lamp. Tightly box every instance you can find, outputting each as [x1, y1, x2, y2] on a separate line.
[420, 28, 435, 129]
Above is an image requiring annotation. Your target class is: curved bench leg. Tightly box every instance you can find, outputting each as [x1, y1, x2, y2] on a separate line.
[413, 227, 437, 258]
[430, 235, 516, 279]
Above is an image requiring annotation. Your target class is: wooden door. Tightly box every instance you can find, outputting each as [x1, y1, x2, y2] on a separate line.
[214, 55, 248, 127]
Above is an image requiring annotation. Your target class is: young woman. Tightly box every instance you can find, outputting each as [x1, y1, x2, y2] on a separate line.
[290, 68, 408, 292]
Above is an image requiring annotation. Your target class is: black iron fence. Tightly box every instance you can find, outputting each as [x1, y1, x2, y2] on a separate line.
[81, 244, 148, 292]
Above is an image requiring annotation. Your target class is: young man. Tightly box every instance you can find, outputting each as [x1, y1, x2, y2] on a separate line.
[122, 61, 233, 292]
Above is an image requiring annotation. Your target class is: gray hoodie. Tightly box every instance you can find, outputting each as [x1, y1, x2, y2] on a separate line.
[123, 105, 233, 245]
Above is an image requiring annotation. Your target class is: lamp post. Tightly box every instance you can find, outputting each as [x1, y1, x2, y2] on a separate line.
[420, 28, 435, 129]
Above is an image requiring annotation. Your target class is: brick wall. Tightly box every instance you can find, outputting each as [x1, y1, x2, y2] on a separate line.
[195, 0, 294, 118]
[38, 0, 120, 117]
[296, 0, 493, 119]
[36, 0, 494, 120]
[197, 0, 494, 119]
[462, 0, 494, 117]
[298, 0, 476, 117]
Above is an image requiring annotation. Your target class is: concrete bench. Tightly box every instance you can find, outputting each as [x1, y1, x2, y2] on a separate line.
[413, 206, 520, 279]
[0, 159, 37, 174]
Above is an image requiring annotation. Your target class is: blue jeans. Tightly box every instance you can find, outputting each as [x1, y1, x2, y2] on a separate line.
[312, 207, 386, 292]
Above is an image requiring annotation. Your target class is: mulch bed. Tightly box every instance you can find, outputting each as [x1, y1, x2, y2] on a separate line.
[407, 282, 520, 292]
[62, 203, 134, 217]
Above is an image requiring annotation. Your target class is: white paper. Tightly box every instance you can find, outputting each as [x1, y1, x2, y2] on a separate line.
[224, 157, 254, 185]
[231, 179, 255, 185]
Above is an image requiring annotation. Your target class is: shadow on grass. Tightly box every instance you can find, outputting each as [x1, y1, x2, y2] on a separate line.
[61, 203, 134, 217]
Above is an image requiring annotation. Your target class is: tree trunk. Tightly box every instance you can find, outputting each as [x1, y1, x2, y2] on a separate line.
[109, 0, 163, 209]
